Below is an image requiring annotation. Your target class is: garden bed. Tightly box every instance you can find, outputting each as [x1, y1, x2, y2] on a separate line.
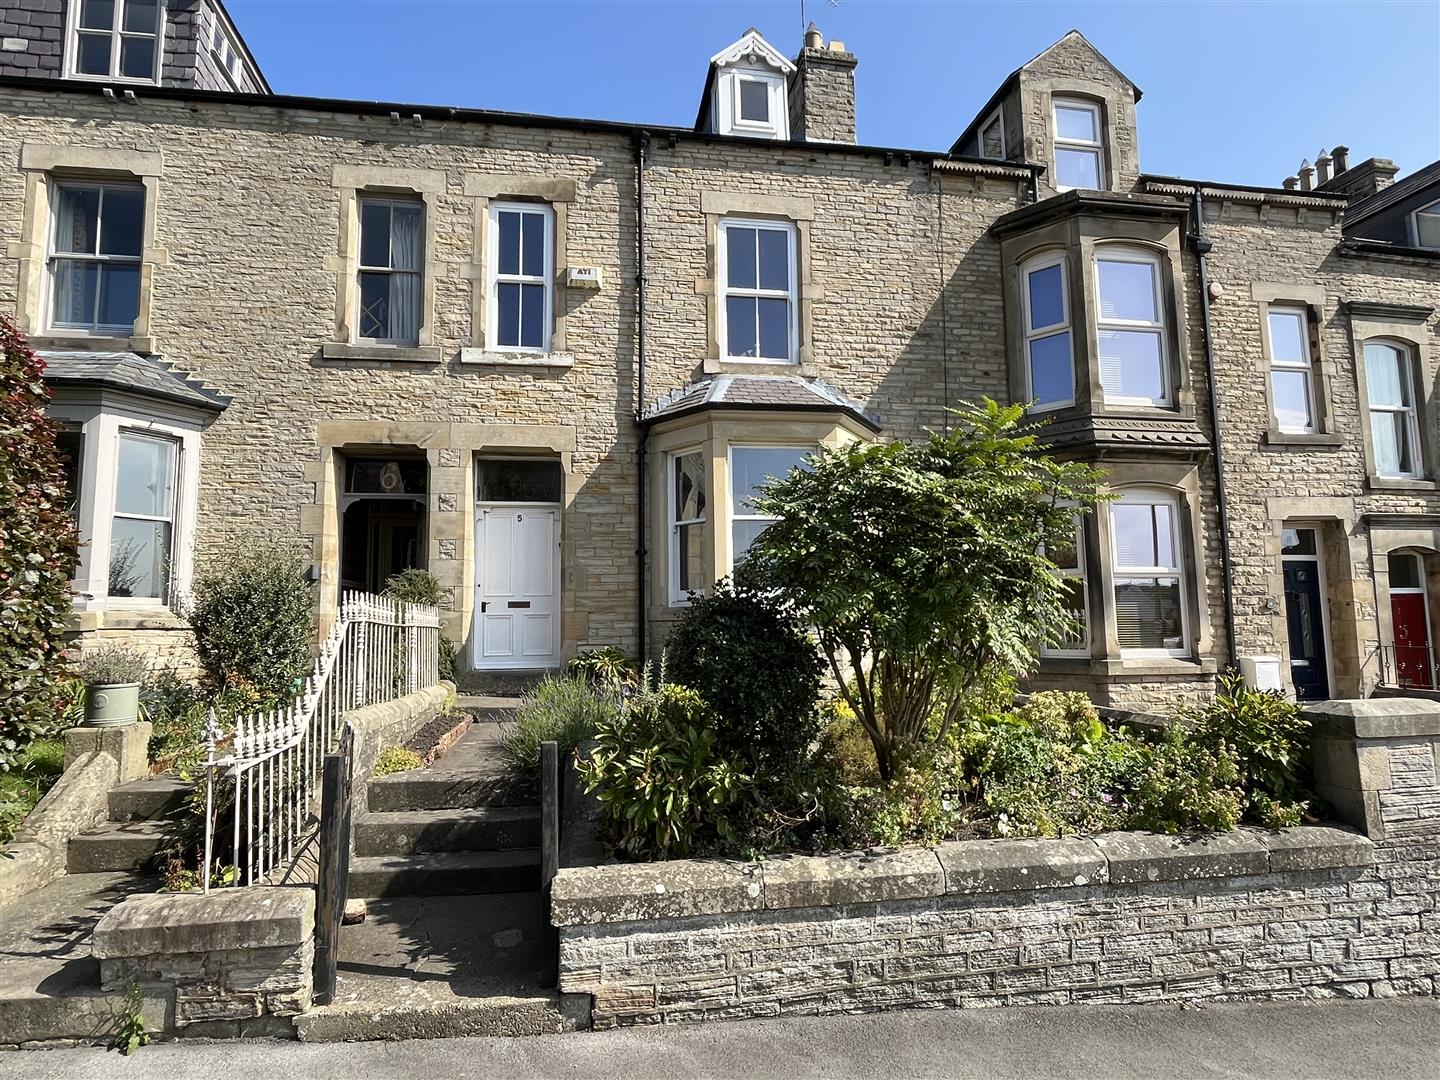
[404, 710, 473, 767]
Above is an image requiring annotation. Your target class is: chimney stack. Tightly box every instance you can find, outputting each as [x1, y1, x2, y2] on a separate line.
[1297, 160, 1314, 191]
[1316, 148, 1332, 186]
[788, 25, 858, 143]
[1332, 145, 1350, 173]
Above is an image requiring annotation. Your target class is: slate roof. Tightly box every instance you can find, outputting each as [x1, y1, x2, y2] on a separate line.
[1344, 158, 1440, 230]
[643, 375, 880, 431]
[39, 351, 232, 412]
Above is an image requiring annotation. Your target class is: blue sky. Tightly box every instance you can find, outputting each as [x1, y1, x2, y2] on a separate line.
[228, 0, 1438, 187]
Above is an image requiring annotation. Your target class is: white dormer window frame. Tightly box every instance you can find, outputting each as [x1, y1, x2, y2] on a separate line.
[979, 108, 1006, 160]
[708, 31, 796, 142]
[1052, 97, 1105, 191]
[1409, 198, 1440, 250]
[729, 71, 787, 137]
[64, 0, 164, 84]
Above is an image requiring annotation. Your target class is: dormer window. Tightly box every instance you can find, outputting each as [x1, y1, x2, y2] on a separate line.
[1411, 199, 1440, 249]
[979, 109, 1005, 160]
[1053, 98, 1104, 190]
[66, 0, 162, 83]
[704, 30, 795, 140]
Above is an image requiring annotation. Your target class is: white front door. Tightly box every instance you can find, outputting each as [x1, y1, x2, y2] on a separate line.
[474, 505, 561, 669]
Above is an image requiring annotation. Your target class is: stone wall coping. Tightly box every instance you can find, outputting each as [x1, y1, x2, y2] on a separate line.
[92, 885, 316, 959]
[550, 825, 1374, 927]
[1303, 698, 1440, 739]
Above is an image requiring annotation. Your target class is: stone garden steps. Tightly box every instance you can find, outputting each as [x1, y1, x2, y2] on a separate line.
[106, 775, 191, 821]
[347, 849, 542, 898]
[66, 819, 170, 874]
[366, 768, 528, 811]
[354, 806, 542, 856]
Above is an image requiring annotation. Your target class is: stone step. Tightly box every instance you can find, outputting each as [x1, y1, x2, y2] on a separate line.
[367, 768, 524, 811]
[353, 806, 541, 856]
[295, 988, 588, 1042]
[107, 775, 191, 822]
[67, 821, 169, 874]
[347, 850, 541, 898]
[453, 694, 524, 720]
[453, 671, 551, 697]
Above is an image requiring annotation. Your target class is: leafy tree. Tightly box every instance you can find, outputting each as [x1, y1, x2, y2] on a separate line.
[746, 398, 1103, 781]
[0, 318, 79, 768]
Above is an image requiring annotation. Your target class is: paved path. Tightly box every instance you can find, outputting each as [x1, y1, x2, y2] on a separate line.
[5, 997, 1440, 1078]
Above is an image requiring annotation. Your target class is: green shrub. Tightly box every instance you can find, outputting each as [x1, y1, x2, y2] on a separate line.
[186, 546, 313, 702]
[1128, 727, 1244, 834]
[1186, 669, 1312, 823]
[79, 645, 149, 685]
[579, 683, 747, 860]
[0, 736, 66, 845]
[382, 567, 442, 607]
[0, 318, 80, 771]
[373, 746, 422, 777]
[501, 675, 616, 789]
[663, 580, 822, 779]
[567, 647, 638, 689]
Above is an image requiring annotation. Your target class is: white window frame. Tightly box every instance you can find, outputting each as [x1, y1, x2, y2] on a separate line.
[1020, 251, 1074, 411]
[1052, 97, 1104, 191]
[47, 401, 200, 612]
[1409, 198, 1440, 249]
[486, 201, 555, 354]
[726, 444, 810, 575]
[208, 11, 246, 90]
[668, 450, 707, 606]
[46, 179, 145, 335]
[1365, 339, 1422, 479]
[717, 217, 799, 363]
[1041, 511, 1090, 659]
[1110, 489, 1190, 659]
[720, 70, 787, 139]
[1267, 305, 1318, 434]
[1094, 246, 1169, 408]
[356, 194, 424, 347]
[978, 108, 1006, 160]
[64, 0, 163, 84]
[109, 428, 178, 604]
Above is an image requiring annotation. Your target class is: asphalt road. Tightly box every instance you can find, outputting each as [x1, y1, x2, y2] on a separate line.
[5, 998, 1439, 1080]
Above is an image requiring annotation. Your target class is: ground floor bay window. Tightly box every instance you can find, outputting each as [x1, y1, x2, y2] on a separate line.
[1110, 490, 1187, 656]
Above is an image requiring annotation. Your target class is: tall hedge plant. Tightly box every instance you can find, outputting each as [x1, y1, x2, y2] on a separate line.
[0, 318, 79, 769]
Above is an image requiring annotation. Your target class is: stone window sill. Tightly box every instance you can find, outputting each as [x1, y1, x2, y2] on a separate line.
[1037, 655, 1217, 678]
[1265, 430, 1344, 448]
[702, 357, 818, 378]
[321, 342, 442, 363]
[30, 333, 155, 354]
[459, 348, 574, 369]
[67, 606, 189, 633]
[1366, 475, 1440, 494]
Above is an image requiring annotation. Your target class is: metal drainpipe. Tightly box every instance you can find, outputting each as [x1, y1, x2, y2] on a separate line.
[633, 129, 650, 665]
[1190, 186, 1239, 668]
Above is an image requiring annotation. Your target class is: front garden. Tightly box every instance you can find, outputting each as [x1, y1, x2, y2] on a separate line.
[506, 400, 1317, 862]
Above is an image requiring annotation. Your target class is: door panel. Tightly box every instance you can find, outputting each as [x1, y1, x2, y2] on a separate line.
[1391, 592, 1432, 689]
[1283, 561, 1329, 701]
[475, 507, 559, 668]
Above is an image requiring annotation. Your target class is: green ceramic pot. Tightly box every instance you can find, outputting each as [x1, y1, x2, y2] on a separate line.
[84, 682, 141, 727]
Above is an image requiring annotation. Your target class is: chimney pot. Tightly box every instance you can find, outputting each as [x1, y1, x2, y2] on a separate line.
[1298, 160, 1314, 191]
[828, 40, 846, 52]
[804, 22, 822, 50]
[1332, 145, 1350, 173]
[1283, 176, 1298, 190]
[1316, 148, 1332, 185]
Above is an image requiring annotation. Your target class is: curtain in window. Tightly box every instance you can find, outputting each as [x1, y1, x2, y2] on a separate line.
[389, 204, 422, 344]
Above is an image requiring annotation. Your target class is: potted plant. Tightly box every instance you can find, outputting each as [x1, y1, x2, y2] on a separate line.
[79, 646, 148, 727]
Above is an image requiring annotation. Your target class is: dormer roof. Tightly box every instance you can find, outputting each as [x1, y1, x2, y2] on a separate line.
[694, 28, 796, 132]
[950, 29, 1140, 155]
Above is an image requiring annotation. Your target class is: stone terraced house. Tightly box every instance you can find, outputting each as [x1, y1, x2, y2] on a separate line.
[3, 2, 1439, 710]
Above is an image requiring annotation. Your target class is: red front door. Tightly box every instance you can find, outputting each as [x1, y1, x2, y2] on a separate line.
[1391, 592, 1432, 688]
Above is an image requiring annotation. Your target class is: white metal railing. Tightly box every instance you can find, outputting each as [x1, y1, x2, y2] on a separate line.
[200, 591, 442, 890]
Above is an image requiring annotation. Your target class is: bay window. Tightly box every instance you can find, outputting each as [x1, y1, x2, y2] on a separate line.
[488, 202, 554, 351]
[669, 451, 707, 604]
[1110, 491, 1187, 656]
[719, 219, 797, 362]
[1021, 253, 1074, 410]
[728, 446, 809, 571]
[1366, 340, 1421, 478]
[1267, 306, 1317, 434]
[357, 196, 423, 345]
[110, 431, 177, 600]
[49, 181, 144, 333]
[1095, 248, 1167, 406]
[1042, 513, 1089, 658]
